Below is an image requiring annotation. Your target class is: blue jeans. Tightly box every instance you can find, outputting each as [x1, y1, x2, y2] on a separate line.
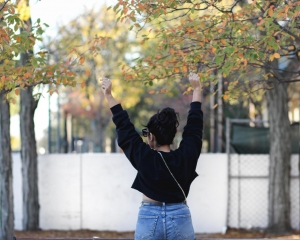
[135, 201, 195, 240]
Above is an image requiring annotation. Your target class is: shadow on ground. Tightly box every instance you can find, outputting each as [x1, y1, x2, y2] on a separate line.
[14, 228, 300, 239]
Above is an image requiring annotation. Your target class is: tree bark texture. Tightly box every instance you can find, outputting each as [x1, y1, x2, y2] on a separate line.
[266, 82, 291, 233]
[0, 94, 14, 240]
[20, 87, 40, 230]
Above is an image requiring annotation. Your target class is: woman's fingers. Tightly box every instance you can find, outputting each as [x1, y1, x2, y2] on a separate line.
[189, 73, 200, 89]
[101, 78, 112, 95]
[189, 73, 199, 81]
[101, 78, 110, 89]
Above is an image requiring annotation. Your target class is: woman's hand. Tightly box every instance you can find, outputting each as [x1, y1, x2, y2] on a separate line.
[189, 73, 201, 102]
[102, 78, 112, 96]
[101, 78, 118, 108]
[189, 73, 201, 90]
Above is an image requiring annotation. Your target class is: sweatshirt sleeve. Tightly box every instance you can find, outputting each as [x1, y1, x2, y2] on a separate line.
[110, 104, 154, 170]
[177, 102, 203, 161]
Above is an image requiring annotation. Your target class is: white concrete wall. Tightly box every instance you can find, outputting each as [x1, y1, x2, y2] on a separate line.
[12, 153, 300, 232]
[12, 153, 228, 233]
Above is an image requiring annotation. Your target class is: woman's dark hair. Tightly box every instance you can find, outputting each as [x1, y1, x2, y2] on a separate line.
[146, 107, 179, 146]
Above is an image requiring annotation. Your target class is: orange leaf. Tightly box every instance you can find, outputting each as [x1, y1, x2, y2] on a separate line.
[16, 36, 21, 43]
[149, 90, 155, 94]
[174, 67, 180, 73]
[223, 95, 229, 101]
[273, 53, 280, 59]
[86, 70, 90, 76]
[79, 56, 85, 64]
[182, 65, 188, 73]
[238, 53, 244, 58]
[213, 104, 218, 109]
[24, 73, 31, 78]
[268, 8, 274, 17]
[81, 82, 86, 88]
[47, 71, 53, 77]
[15, 89, 20, 95]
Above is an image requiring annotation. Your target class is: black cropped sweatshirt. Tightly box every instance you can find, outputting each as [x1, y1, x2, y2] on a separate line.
[111, 101, 203, 203]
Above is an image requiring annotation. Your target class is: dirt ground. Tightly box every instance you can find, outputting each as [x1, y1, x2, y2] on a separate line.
[14, 228, 300, 239]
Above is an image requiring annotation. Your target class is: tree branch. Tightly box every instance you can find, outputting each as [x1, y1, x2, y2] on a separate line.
[0, 0, 10, 12]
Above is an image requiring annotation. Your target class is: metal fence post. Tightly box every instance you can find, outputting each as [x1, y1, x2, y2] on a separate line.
[226, 117, 230, 227]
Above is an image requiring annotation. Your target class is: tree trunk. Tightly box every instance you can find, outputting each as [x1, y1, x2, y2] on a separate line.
[20, 87, 40, 230]
[266, 82, 291, 233]
[0, 94, 14, 240]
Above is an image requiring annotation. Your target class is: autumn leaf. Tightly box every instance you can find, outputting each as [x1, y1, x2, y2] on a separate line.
[79, 56, 85, 64]
[268, 8, 274, 17]
[15, 36, 21, 43]
[15, 89, 20, 95]
[24, 73, 31, 78]
[182, 65, 188, 73]
[85, 70, 91, 76]
[149, 90, 155, 94]
[223, 95, 229, 101]
[273, 53, 280, 59]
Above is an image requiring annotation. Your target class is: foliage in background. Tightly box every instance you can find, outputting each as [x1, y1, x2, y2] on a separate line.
[111, 0, 300, 96]
[0, 0, 106, 98]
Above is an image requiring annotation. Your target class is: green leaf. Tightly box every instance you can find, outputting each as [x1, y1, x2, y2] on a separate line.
[216, 56, 223, 65]
[225, 47, 235, 54]
[153, 12, 159, 18]
[113, 4, 119, 12]
[131, 16, 136, 22]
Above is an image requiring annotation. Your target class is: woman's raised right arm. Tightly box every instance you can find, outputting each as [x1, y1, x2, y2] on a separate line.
[102, 78, 119, 108]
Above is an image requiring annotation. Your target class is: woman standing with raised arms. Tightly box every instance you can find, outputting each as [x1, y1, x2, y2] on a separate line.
[102, 73, 203, 240]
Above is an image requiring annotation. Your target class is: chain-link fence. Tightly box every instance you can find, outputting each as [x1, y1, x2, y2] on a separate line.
[226, 119, 300, 230]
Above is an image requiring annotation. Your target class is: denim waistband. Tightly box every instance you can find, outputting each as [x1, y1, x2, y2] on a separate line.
[141, 200, 187, 206]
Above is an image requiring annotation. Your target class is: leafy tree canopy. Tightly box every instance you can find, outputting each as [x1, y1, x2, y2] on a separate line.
[0, 0, 104, 100]
[111, 0, 300, 99]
